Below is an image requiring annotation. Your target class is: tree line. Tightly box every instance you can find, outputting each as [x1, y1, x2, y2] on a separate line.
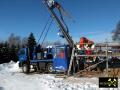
[0, 32, 36, 64]
[0, 32, 62, 64]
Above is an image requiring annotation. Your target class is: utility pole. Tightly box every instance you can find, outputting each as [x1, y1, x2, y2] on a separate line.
[105, 39, 108, 77]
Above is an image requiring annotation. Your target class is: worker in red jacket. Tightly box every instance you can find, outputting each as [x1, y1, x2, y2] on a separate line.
[86, 49, 92, 55]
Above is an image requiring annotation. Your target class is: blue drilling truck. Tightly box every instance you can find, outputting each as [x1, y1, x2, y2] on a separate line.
[18, 45, 72, 73]
[18, 0, 78, 74]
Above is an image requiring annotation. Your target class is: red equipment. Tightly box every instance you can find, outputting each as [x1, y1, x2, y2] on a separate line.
[79, 37, 94, 48]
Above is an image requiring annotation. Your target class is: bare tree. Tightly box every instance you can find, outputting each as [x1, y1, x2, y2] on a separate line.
[15, 36, 21, 48]
[7, 33, 22, 48]
[8, 33, 15, 48]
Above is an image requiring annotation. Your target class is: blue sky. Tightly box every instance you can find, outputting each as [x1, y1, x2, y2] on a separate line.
[0, 0, 120, 43]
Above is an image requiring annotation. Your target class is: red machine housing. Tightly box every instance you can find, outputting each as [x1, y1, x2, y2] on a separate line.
[79, 37, 94, 55]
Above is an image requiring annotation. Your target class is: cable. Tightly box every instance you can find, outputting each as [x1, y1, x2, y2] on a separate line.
[41, 18, 53, 46]
[37, 16, 51, 45]
[58, 7, 69, 33]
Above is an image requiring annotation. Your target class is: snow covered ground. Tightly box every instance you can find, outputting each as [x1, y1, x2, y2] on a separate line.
[0, 62, 119, 90]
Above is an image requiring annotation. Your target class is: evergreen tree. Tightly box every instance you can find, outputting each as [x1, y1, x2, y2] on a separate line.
[9, 45, 18, 62]
[0, 42, 10, 63]
[27, 32, 36, 59]
[3, 45, 10, 63]
[28, 32, 36, 47]
[0, 41, 19, 63]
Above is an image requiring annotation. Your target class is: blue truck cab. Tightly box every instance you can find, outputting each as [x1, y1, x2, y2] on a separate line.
[18, 45, 71, 74]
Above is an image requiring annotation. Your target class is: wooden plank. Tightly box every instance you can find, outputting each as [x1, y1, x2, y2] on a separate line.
[74, 60, 105, 76]
[67, 48, 75, 76]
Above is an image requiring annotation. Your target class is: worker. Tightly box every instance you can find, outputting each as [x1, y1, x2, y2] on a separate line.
[85, 47, 92, 55]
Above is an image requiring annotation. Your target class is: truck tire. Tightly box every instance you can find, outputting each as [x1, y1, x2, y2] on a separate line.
[46, 63, 53, 73]
[22, 63, 30, 74]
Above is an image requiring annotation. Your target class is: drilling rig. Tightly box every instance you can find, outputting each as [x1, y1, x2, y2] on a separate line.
[18, 0, 94, 75]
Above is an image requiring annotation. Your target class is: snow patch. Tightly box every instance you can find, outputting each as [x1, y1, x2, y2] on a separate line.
[0, 61, 20, 72]
[0, 62, 119, 90]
